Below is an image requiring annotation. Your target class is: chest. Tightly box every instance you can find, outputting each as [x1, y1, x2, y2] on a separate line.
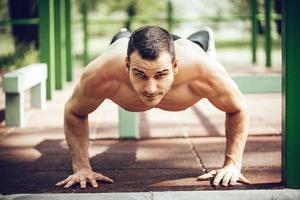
[110, 82, 202, 112]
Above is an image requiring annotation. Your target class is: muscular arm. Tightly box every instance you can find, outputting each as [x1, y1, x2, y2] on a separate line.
[196, 68, 250, 186]
[56, 54, 121, 188]
[208, 75, 249, 169]
[64, 81, 103, 172]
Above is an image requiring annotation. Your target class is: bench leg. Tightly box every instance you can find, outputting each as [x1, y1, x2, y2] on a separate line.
[5, 93, 25, 127]
[118, 107, 139, 139]
[30, 81, 46, 109]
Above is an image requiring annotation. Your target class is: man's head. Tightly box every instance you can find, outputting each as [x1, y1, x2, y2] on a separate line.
[125, 26, 178, 107]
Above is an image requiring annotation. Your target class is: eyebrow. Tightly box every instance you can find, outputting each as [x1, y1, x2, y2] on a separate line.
[155, 69, 169, 74]
[132, 69, 145, 73]
[132, 68, 169, 73]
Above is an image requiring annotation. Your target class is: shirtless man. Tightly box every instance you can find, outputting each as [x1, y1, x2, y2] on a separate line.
[56, 26, 250, 189]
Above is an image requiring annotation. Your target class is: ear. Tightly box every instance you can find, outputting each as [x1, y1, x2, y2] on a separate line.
[125, 57, 130, 73]
[172, 58, 179, 75]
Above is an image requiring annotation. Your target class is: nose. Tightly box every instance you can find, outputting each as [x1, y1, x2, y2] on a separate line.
[144, 79, 157, 95]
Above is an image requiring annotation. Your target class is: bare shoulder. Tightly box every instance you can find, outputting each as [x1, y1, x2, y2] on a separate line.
[66, 39, 129, 115]
[175, 39, 245, 112]
[79, 38, 129, 99]
[174, 38, 229, 96]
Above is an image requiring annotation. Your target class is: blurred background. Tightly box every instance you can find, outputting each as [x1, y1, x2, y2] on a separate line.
[0, 0, 282, 72]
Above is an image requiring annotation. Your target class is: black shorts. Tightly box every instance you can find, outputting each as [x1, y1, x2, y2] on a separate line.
[110, 29, 209, 52]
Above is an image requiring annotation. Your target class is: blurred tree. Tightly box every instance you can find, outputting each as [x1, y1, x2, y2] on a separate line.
[125, 0, 136, 30]
[0, 0, 10, 33]
[102, 0, 166, 16]
[274, 0, 281, 34]
[8, 0, 38, 48]
[228, 0, 251, 18]
[229, 0, 266, 35]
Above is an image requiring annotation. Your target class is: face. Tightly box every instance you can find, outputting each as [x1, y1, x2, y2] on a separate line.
[125, 51, 178, 107]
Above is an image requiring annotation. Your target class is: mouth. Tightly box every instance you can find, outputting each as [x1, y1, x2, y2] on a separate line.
[145, 94, 156, 98]
[144, 95, 156, 101]
[142, 94, 160, 103]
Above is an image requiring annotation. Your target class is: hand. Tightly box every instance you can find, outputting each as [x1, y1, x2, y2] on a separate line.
[197, 164, 250, 187]
[55, 168, 114, 189]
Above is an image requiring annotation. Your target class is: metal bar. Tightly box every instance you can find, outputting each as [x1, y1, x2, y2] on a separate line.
[82, 0, 89, 66]
[39, 0, 55, 100]
[251, 0, 258, 64]
[0, 18, 39, 25]
[70, 13, 281, 25]
[167, 0, 173, 32]
[54, 0, 66, 89]
[265, 0, 272, 67]
[65, 0, 73, 82]
[282, 0, 300, 189]
[60, 0, 67, 86]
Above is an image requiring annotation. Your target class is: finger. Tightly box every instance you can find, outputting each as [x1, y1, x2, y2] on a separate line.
[238, 174, 251, 185]
[89, 178, 99, 188]
[213, 170, 226, 186]
[80, 180, 87, 189]
[64, 180, 75, 188]
[229, 173, 239, 186]
[221, 171, 233, 187]
[55, 180, 67, 186]
[197, 170, 217, 181]
[95, 174, 114, 183]
[55, 177, 71, 186]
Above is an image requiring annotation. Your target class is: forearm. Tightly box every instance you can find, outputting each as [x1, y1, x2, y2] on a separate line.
[64, 108, 91, 172]
[224, 108, 249, 168]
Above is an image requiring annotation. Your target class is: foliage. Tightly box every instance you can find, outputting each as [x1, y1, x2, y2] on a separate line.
[75, 0, 168, 17]
[0, 42, 38, 71]
[228, 0, 251, 17]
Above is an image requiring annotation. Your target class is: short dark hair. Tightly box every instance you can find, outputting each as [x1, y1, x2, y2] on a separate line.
[127, 26, 175, 61]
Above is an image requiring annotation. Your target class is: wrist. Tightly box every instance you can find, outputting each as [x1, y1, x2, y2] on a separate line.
[72, 161, 91, 172]
[224, 154, 242, 169]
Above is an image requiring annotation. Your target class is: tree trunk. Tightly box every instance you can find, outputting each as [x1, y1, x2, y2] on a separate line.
[8, 0, 38, 48]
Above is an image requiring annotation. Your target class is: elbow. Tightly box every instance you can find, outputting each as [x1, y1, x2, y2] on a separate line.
[240, 96, 249, 117]
[64, 101, 87, 122]
[227, 97, 249, 118]
[232, 102, 250, 123]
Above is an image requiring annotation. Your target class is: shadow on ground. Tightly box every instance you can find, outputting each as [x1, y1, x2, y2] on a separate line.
[0, 133, 283, 194]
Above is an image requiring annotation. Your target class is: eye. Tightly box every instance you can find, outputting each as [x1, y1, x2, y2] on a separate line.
[155, 73, 167, 79]
[136, 73, 147, 79]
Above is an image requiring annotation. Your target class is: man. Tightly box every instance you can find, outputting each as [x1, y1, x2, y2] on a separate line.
[56, 26, 250, 189]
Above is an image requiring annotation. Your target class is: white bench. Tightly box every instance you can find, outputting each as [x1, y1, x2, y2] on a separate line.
[3, 63, 47, 127]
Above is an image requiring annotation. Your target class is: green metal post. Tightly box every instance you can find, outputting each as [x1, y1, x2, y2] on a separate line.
[82, 0, 89, 65]
[167, 0, 173, 32]
[264, 0, 272, 67]
[251, 0, 258, 64]
[282, 0, 300, 189]
[119, 108, 139, 139]
[39, 0, 55, 100]
[65, 0, 73, 81]
[54, 0, 66, 89]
